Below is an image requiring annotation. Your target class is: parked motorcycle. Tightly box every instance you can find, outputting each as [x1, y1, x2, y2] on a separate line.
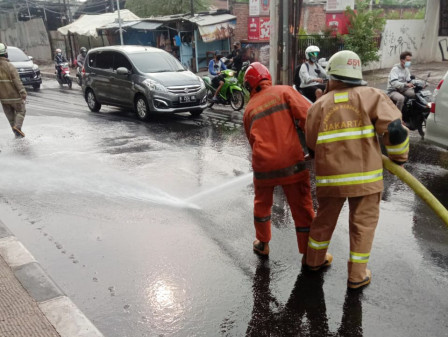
[203, 68, 245, 111]
[55, 62, 72, 89]
[402, 73, 432, 139]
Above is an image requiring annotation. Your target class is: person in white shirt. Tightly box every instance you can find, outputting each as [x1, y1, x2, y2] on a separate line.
[386, 51, 416, 113]
[294, 45, 328, 102]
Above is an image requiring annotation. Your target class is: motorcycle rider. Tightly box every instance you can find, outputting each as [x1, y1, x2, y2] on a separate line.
[294, 45, 328, 102]
[243, 62, 315, 257]
[208, 50, 227, 102]
[387, 51, 416, 114]
[229, 41, 243, 73]
[54, 48, 67, 80]
[76, 47, 87, 68]
[0, 42, 27, 138]
[304, 50, 409, 289]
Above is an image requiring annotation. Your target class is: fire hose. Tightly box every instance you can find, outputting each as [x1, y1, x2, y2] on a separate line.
[382, 155, 448, 227]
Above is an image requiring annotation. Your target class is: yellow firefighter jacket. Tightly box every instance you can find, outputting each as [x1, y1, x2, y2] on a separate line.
[0, 57, 26, 104]
[305, 82, 409, 198]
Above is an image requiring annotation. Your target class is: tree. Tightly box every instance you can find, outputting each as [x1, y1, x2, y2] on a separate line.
[125, 0, 211, 16]
[343, 0, 386, 66]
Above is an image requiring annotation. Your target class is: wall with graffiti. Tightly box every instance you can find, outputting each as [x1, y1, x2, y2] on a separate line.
[378, 20, 425, 68]
[438, 36, 448, 62]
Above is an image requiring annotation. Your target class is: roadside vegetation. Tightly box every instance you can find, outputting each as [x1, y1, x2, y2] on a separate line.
[126, 0, 211, 16]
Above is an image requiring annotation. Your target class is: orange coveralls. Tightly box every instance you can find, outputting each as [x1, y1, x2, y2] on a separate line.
[243, 81, 314, 254]
[305, 82, 409, 283]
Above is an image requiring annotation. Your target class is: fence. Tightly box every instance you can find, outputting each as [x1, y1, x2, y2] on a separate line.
[295, 35, 382, 63]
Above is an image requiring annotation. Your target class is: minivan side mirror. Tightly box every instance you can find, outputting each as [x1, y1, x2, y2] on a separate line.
[116, 67, 130, 75]
[28, 56, 33, 61]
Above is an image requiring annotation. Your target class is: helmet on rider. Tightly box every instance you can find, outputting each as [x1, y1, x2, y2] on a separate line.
[55, 48, 62, 55]
[326, 50, 366, 86]
[305, 45, 320, 63]
[243, 62, 271, 92]
[80, 47, 87, 56]
[0, 43, 7, 57]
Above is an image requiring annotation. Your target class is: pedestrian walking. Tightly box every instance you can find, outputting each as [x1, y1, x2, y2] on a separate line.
[243, 62, 315, 257]
[304, 50, 410, 289]
[0, 43, 27, 138]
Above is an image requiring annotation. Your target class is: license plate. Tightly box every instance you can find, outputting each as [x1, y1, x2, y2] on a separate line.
[421, 90, 432, 96]
[180, 95, 196, 103]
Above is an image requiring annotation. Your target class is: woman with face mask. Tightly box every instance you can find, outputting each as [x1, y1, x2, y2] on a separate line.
[386, 51, 416, 113]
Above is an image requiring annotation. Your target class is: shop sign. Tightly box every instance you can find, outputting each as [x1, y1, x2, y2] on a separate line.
[249, 0, 270, 16]
[248, 17, 270, 41]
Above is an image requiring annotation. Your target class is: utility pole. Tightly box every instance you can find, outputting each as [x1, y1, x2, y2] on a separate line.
[116, 0, 124, 45]
[281, 0, 289, 84]
[269, 0, 279, 84]
[25, 0, 31, 19]
[190, 0, 194, 16]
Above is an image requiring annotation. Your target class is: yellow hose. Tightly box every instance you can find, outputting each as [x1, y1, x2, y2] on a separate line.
[382, 155, 448, 227]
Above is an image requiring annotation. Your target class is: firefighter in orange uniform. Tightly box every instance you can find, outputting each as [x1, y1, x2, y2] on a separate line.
[243, 62, 315, 256]
[304, 51, 409, 289]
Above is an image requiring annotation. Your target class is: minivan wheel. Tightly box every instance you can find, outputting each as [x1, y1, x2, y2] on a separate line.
[86, 89, 101, 112]
[32, 84, 40, 91]
[135, 95, 150, 120]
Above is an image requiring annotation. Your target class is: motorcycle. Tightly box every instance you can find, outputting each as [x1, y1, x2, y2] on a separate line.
[55, 62, 72, 89]
[402, 73, 432, 139]
[236, 60, 251, 99]
[203, 67, 245, 111]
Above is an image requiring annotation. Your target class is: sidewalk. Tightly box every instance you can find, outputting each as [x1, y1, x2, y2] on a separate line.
[0, 220, 104, 337]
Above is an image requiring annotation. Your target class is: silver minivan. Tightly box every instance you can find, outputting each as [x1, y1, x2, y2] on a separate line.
[426, 70, 448, 149]
[82, 45, 207, 120]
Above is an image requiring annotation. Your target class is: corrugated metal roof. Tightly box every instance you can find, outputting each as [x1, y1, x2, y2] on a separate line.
[99, 20, 163, 30]
[188, 14, 237, 26]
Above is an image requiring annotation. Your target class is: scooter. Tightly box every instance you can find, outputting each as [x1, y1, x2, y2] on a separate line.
[237, 60, 251, 99]
[203, 67, 245, 111]
[402, 73, 432, 139]
[55, 62, 72, 89]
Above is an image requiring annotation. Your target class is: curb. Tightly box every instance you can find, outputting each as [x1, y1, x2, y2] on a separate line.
[0, 220, 104, 337]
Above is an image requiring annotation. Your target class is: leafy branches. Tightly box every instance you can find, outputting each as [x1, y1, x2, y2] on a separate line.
[125, 0, 211, 16]
[342, 0, 386, 65]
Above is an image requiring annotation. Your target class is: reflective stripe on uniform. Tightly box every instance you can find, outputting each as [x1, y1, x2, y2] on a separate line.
[250, 103, 289, 130]
[350, 251, 370, 263]
[308, 236, 330, 250]
[0, 79, 12, 82]
[334, 92, 349, 103]
[316, 169, 383, 187]
[316, 125, 375, 144]
[254, 215, 271, 223]
[385, 137, 409, 155]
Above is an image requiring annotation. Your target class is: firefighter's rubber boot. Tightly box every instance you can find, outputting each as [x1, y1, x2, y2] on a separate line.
[303, 253, 333, 271]
[13, 126, 25, 138]
[348, 269, 372, 290]
[253, 240, 269, 256]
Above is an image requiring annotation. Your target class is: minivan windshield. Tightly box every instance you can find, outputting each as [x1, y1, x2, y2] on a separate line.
[8, 47, 30, 62]
[128, 51, 184, 73]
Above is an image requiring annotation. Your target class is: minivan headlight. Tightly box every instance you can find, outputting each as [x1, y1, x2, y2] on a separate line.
[32, 64, 39, 71]
[197, 76, 205, 89]
[143, 79, 168, 93]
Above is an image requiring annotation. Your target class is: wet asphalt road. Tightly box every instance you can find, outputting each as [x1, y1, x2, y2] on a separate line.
[0, 79, 447, 337]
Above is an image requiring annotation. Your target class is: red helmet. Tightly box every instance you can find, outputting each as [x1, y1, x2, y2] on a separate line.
[243, 62, 271, 91]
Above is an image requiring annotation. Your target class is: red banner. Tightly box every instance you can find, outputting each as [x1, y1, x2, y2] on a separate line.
[248, 17, 270, 41]
[326, 13, 350, 35]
